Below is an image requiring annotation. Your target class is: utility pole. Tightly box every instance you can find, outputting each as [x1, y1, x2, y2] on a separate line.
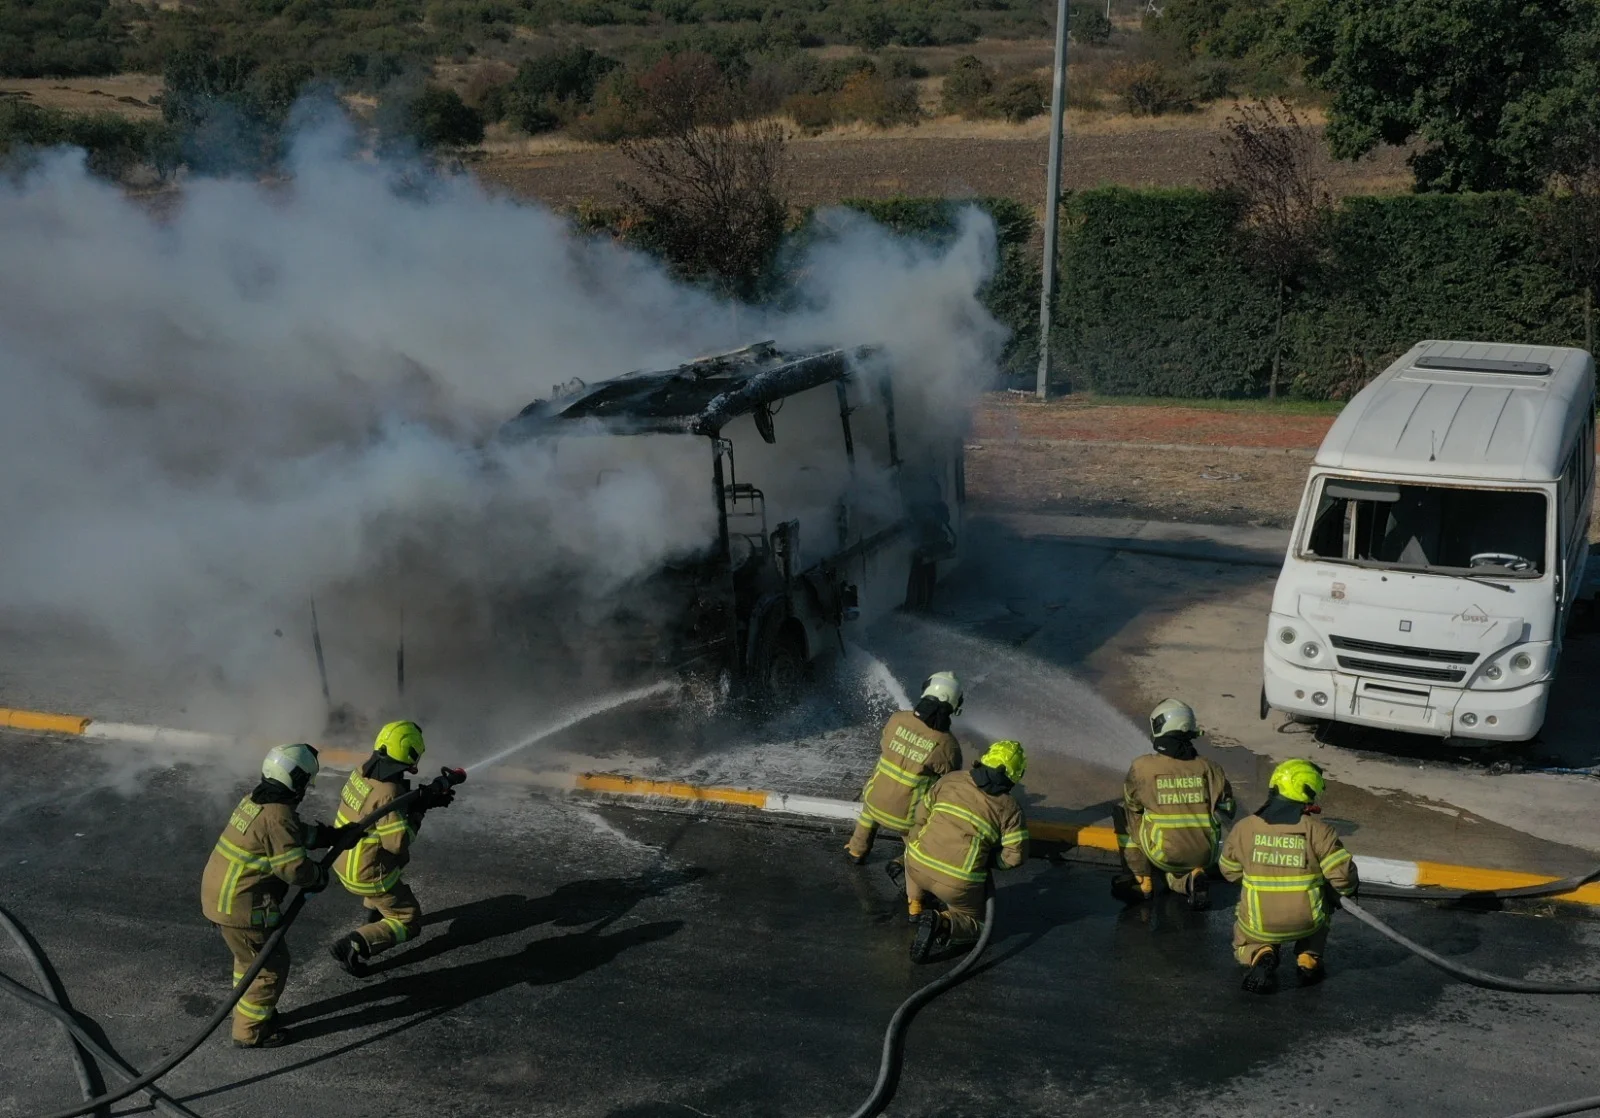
[1036, 0, 1069, 399]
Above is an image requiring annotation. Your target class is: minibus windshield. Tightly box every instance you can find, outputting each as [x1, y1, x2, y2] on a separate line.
[1302, 477, 1547, 577]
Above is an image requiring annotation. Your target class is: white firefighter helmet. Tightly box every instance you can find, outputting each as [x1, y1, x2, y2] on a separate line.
[920, 671, 964, 715]
[1149, 698, 1198, 739]
[261, 743, 320, 794]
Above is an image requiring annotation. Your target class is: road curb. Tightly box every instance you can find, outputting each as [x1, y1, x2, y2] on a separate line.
[6, 702, 1600, 906]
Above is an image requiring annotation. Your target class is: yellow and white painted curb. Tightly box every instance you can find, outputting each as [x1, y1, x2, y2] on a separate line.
[7, 702, 1600, 907]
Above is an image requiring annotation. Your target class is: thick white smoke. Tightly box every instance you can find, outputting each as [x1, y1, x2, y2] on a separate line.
[0, 115, 1005, 740]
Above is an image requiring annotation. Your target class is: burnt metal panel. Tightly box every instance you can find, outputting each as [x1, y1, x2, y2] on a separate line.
[500, 343, 878, 441]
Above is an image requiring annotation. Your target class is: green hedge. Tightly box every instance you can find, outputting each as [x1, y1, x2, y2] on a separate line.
[1287, 194, 1585, 398]
[1052, 187, 1588, 399]
[1058, 188, 1278, 397]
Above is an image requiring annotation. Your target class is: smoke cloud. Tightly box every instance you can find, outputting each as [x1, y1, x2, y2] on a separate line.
[0, 114, 1005, 742]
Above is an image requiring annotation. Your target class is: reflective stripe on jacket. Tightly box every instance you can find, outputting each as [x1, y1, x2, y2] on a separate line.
[200, 796, 317, 928]
[1121, 753, 1235, 873]
[906, 769, 1028, 885]
[1219, 813, 1357, 943]
[858, 710, 961, 832]
[333, 770, 414, 896]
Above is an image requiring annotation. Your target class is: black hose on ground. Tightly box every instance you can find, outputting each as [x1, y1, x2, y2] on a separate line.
[846, 884, 997, 1118]
[0, 905, 104, 1116]
[1, 770, 462, 1118]
[1340, 896, 1600, 994]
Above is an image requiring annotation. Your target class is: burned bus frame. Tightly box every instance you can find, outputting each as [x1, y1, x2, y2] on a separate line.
[498, 341, 956, 706]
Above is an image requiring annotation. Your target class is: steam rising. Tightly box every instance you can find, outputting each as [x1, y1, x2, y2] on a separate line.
[0, 117, 1005, 739]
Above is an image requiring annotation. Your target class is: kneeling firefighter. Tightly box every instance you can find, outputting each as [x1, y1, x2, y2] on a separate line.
[200, 744, 341, 1048]
[1219, 758, 1357, 994]
[1113, 699, 1235, 909]
[845, 671, 963, 868]
[904, 740, 1030, 963]
[329, 720, 456, 976]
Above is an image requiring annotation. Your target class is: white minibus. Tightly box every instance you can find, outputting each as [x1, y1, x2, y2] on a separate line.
[1262, 340, 1596, 742]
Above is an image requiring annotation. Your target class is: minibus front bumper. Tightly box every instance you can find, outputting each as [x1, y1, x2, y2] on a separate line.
[1261, 650, 1549, 741]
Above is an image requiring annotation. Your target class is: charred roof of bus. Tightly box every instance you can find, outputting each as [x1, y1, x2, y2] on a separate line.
[499, 341, 879, 441]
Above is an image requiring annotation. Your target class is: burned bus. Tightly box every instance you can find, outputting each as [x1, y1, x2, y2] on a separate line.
[495, 342, 964, 708]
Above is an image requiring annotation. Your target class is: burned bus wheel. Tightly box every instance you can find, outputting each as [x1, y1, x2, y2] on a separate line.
[752, 620, 808, 712]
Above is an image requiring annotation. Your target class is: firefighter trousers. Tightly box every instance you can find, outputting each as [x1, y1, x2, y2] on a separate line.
[847, 817, 908, 859]
[354, 880, 421, 955]
[1115, 806, 1209, 893]
[905, 860, 986, 944]
[218, 925, 289, 1043]
[1232, 922, 1329, 966]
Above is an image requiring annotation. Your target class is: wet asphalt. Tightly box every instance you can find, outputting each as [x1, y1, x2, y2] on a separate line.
[3, 739, 1600, 1118]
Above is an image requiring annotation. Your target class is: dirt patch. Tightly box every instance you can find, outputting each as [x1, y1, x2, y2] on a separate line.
[476, 120, 1411, 209]
[974, 394, 1336, 449]
[0, 75, 163, 118]
[966, 440, 1310, 527]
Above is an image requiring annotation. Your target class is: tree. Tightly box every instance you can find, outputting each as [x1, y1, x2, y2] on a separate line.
[1286, 0, 1600, 193]
[1544, 155, 1600, 354]
[404, 86, 484, 148]
[617, 52, 789, 297]
[1211, 98, 1331, 397]
[1069, 4, 1113, 47]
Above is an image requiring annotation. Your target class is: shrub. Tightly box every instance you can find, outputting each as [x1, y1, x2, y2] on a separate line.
[1108, 61, 1195, 116]
[988, 73, 1048, 123]
[783, 90, 836, 131]
[940, 54, 992, 115]
[832, 70, 920, 128]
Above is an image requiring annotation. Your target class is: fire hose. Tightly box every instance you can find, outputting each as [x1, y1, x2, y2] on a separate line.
[0, 765, 466, 1118]
[845, 880, 997, 1118]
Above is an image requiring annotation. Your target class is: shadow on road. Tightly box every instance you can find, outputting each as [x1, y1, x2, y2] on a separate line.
[283, 867, 702, 1042]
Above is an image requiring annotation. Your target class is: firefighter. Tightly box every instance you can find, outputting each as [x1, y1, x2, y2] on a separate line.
[1112, 698, 1236, 909]
[903, 740, 1030, 963]
[200, 743, 336, 1048]
[328, 720, 455, 976]
[1219, 758, 1358, 994]
[845, 671, 964, 871]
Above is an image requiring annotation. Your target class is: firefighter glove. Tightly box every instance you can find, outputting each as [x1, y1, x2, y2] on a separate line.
[303, 860, 331, 895]
[418, 783, 457, 811]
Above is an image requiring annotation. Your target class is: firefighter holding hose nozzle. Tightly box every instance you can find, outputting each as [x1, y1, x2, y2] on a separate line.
[200, 743, 346, 1048]
[1220, 758, 1358, 994]
[328, 720, 456, 977]
[845, 672, 964, 883]
[903, 740, 1030, 963]
[1112, 699, 1236, 910]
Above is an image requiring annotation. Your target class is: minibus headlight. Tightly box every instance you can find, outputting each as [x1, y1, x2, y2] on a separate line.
[1511, 652, 1534, 672]
[1301, 641, 1321, 660]
[1484, 664, 1502, 681]
[1278, 627, 1297, 645]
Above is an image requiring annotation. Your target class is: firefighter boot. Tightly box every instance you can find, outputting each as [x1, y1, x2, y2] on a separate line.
[330, 933, 370, 978]
[1111, 873, 1155, 905]
[845, 844, 867, 866]
[1184, 868, 1210, 911]
[907, 894, 924, 923]
[910, 910, 951, 964]
[1296, 952, 1326, 987]
[233, 1016, 290, 1049]
[1242, 946, 1280, 995]
[884, 858, 906, 889]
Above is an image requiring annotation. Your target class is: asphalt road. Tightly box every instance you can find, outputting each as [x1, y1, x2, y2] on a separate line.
[3, 739, 1600, 1118]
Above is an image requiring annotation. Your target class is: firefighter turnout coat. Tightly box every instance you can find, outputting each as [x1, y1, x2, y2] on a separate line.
[1121, 752, 1234, 874]
[906, 769, 1029, 886]
[858, 710, 962, 834]
[332, 769, 416, 896]
[1219, 810, 1357, 945]
[201, 794, 321, 928]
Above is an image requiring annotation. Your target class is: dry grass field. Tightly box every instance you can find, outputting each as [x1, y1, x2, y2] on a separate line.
[0, 74, 163, 117]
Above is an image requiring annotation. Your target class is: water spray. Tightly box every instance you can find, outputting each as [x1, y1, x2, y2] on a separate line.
[466, 679, 678, 774]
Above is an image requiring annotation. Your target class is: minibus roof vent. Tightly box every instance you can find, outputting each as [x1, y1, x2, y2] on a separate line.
[1413, 356, 1553, 376]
